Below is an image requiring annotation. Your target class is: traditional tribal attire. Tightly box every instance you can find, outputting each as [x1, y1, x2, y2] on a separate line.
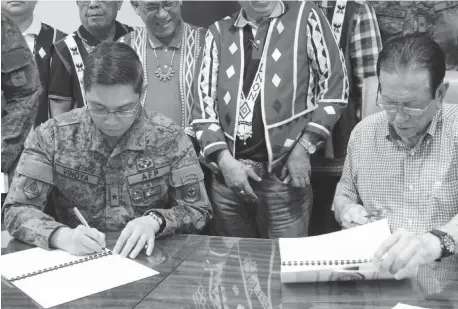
[20, 16, 67, 127]
[119, 21, 205, 139]
[48, 21, 133, 111]
[192, 1, 348, 238]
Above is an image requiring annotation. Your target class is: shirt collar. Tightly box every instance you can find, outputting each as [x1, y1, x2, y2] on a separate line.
[86, 106, 146, 154]
[385, 107, 443, 142]
[233, 1, 285, 28]
[148, 20, 184, 49]
[22, 16, 41, 36]
[77, 20, 128, 46]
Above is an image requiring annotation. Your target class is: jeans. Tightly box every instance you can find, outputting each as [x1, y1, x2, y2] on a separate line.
[209, 173, 312, 238]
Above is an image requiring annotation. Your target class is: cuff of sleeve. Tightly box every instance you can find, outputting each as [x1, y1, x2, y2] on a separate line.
[44, 222, 68, 249]
[306, 123, 331, 141]
[144, 209, 176, 238]
[203, 142, 229, 161]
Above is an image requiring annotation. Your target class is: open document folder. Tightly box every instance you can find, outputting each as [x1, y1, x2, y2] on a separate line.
[279, 219, 393, 283]
[0, 247, 158, 308]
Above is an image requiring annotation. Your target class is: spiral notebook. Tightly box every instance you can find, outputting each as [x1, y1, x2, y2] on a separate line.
[279, 219, 393, 283]
[0, 247, 158, 308]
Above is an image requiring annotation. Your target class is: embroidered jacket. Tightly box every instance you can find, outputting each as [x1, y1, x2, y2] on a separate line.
[192, 1, 348, 172]
[119, 23, 205, 139]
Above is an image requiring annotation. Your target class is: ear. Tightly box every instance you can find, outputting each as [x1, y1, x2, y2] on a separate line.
[436, 81, 449, 102]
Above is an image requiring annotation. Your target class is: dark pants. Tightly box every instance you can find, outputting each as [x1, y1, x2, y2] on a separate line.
[209, 173, 312, 238]
[309, 173, 342, 236]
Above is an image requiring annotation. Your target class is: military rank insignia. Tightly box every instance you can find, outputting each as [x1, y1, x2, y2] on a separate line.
[183, 183, 200, 203]
[23, 178, 43, 199]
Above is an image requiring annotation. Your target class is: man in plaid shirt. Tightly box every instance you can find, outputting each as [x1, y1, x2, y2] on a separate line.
[334, 34, 457, 280]
[310, 0, 382, 235]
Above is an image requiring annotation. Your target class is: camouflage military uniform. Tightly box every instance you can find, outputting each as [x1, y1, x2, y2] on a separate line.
[2, 107, 212, 249]
[1, 14, 42, 174]
[372, 1, 458, 70]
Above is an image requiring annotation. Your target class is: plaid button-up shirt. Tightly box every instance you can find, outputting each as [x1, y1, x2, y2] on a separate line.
[336, 104, 458, 235]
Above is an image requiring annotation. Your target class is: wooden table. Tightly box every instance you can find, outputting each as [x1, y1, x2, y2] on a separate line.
[1, 233, 206, 309]
[137, 237, 458, 309]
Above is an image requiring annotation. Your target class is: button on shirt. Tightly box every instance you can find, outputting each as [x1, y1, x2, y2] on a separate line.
[336, 104, 458, 235]
[2, 107, 212, 249]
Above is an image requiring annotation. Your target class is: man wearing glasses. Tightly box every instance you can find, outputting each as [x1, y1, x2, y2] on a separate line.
[2, 42, 212, 259]
[120, 1, 205, 144]
[334, 34, 457, 280]
[48, 0, 133, 118]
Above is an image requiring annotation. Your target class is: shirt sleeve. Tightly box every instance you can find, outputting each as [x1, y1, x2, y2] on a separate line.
[305, 7, 349, 141]
[150, 130, 212, 237]
[191, 25, 229, 160]
[1, 18, 42, 173]
[48, 43, 73, 101]
[334, 125, 362, 205]
[2, 122, 65, 249]
[350, 1, 383, 90]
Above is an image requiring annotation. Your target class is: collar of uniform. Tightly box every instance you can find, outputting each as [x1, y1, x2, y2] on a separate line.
[77, 20, 128, 46]
[85, 107, 146, 153]
[233, 1, 285, 28]
[148, 20, 184, 49]
[22, 15, 41, 36]
[385, 107, 443, 142]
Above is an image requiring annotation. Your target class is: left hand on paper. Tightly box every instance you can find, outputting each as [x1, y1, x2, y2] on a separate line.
[372, 229, 441, 280]
[282, 143, 311, 187]
[113, 216, 160, 258]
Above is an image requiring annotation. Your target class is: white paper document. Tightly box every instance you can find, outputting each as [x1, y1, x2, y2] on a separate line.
[279, 219, 393, 283]
[0, 247, 159, 308]
[392, 303, 429, 309]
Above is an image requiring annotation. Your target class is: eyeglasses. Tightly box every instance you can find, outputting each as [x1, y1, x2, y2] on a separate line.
[87, 103, 139, 117]
[139, 1, 177, 16]
[77, 0, 110, 7]
[375, 84, 433, 116]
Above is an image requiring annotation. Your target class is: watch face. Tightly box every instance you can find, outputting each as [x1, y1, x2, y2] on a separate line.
[308, 145, 317, 154]
[444, 235, 456, 254]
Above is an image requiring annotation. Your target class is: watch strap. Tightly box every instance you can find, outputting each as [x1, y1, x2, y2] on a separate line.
[147, 211, 166, 236]
[428, 229, 456, 260]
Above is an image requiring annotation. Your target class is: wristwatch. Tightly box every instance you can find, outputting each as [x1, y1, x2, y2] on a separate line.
[428, 229, 456, 261]
[148, 211, 166, 236]
[298, 137, 317, 154]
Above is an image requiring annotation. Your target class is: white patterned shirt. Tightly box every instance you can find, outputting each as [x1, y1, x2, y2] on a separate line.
[336, 104, 458, 235]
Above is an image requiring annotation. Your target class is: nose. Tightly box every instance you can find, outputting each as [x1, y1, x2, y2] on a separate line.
[104, 113, 118, 126]
[156, 6, 168, 19]
[88, 0, 100, 8]
[393, 109, 410, 124]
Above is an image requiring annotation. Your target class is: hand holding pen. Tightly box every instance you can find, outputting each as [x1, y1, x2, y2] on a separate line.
[49, 208, 107, 256]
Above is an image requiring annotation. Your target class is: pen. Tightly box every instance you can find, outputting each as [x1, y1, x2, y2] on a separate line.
[72, 207, 106, 252]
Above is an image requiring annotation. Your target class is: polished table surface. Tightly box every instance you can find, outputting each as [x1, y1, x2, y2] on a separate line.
[1, 232, 206, 309]
[137, 237, 458, 309]
[2, 235, 458, 309]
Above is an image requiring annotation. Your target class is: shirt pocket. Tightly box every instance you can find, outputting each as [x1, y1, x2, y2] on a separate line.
[431, 180, 458, 223]
[54, 162, 101, 207]
[126, 166, 170, 210]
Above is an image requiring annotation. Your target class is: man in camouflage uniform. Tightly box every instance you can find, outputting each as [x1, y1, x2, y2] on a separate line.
[372, 1, 458, 71]
[1, 14, 41, 182]
[2, 42, 211, 259]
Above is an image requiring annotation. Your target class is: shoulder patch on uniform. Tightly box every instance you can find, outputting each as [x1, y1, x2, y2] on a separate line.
[183, 183, 201, 203]
[18, 159, 53, 184]
[171, 165, 204, 187]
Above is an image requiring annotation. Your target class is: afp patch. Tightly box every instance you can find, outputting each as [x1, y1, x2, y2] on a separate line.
[136, 158, 153, 171]
[183, 183, 200, 203]
[23, 178, 44, 199]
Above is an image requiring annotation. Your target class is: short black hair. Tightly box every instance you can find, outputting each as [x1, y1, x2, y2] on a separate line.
[376, 33, 445, 96]
[83, 42, 143, 94]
